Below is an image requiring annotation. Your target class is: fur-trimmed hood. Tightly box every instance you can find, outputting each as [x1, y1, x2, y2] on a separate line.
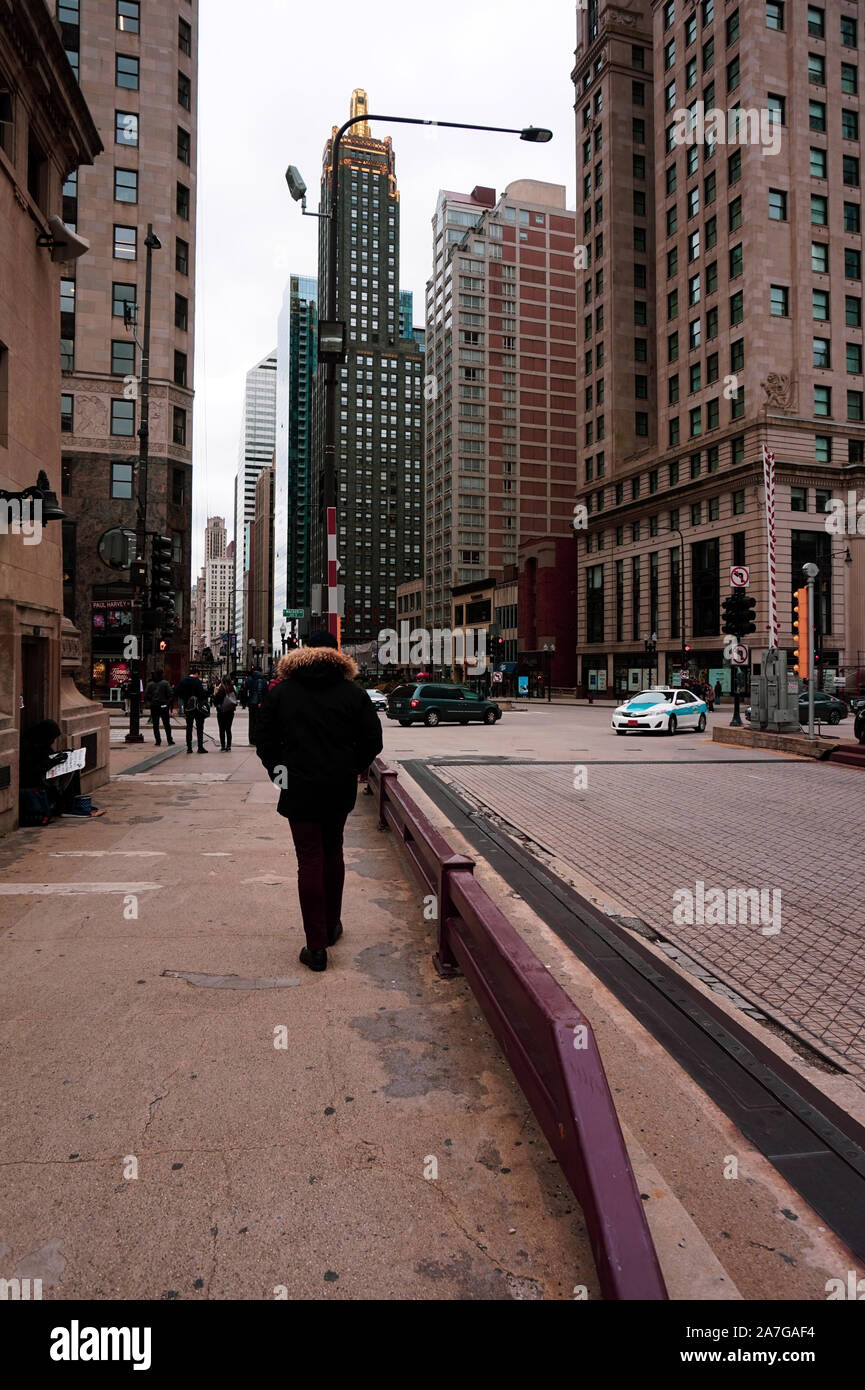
[279, 645, 358, 687]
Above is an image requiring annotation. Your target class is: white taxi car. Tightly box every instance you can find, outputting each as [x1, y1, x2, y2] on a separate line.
[611, 687, 708, 736]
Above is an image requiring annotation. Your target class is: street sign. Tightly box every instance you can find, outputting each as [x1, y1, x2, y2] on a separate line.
[730, 565, 750, 588]
[491, 671, 503, 684]
[283, 609, 304, 619]
[731, 643, 749, 665]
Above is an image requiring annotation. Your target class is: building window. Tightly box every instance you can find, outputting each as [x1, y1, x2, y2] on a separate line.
[115, 111, 138, 146]
[845, 249, 862, 281]
[848, 343, 863, 374]
[113, 224, 137, 260]
[808, 53, 825, 86]
[815, 437, 832, 464]
[178, 71, 191, 110]
[175, 294, 188, 331]
[114, 167, 137, 203]
[177, 182, 190, 219]
[61, 393, 73, 433]
[173, 406, 187, 445]
[111, 400, 134, 436]
[768, 188, 787, 222]
[810, 100, 826, 132]
[841, 64, 858, 97]
[814, 385, 831, 417]
[179, 17, 192, 55]
[116, 54, 139, 90]
[811, 195, 828, 226]
[841, 15, 858, 48]
[846, 295, 862, 327]
[111, 339, 135, 375]
[177, 127, 191, 165]
[848, 391, 864, 423]
[110, 461, 133, 497]
[766, 2, 784, 30]
[731, 489, 745, 515]
[174, 350, 187, 387]
[730, 291, 744, 325]
[813, 336, 831, 369]
[176, 238, 189, 275]
[117, 0, 139, 31]
[112, 282, 136, 318]
[791, 486, 808, 513]
[172, 467, 185, 506]
[844, 202, 861, 235]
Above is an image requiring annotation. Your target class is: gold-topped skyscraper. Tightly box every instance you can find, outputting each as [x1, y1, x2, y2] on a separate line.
[350, 88, 370, 139]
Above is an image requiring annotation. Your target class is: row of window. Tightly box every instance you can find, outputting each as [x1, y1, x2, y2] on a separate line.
[60, 397, 188, 445]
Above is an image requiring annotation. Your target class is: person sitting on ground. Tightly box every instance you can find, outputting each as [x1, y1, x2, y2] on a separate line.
[19, 720, 86, 819]
[254, 632, 383, 973]
[174, 672, 210, 754]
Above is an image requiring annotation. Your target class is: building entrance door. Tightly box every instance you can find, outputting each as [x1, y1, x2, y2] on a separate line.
[21, 635, 49, 731]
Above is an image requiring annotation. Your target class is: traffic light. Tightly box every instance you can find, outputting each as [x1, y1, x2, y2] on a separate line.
[738, 594, 757, 635]
[150, 535, 175, 622]
[159, 639, 168, 652]
[722, 590, 757, 637]
[792, 587, 809, 679]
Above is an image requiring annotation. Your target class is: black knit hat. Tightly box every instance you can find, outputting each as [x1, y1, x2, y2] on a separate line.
[306, 630, 338, 649]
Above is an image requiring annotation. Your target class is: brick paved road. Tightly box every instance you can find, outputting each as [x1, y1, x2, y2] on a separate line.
[434, 758, 865, 1079]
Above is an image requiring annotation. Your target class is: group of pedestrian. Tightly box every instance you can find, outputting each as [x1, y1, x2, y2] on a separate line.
[142, 670, 240, 754]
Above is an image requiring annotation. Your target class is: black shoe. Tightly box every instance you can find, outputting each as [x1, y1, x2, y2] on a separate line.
[186, 746, 193, 754]
[197, 747, 208, 754]
[299, 947, 327, 972]
[167, 739, 175, 745]
[327, 920, 343, 947]
[154, 740, 162, 747]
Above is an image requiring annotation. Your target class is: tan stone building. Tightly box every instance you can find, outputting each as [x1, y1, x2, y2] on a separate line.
[58, 0, 198, 697]
[0, 0, 108, 833]
[573, 0, 865, 698]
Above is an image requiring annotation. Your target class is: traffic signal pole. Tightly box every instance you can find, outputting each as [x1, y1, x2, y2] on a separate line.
[805, 565, 818, 738]
[126, 224, 159, 742]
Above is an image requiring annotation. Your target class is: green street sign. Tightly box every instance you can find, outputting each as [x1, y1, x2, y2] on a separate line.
[283, 608, 304, 619]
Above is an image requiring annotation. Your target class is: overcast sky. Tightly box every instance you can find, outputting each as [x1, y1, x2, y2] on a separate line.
[191, 0, 578, 570]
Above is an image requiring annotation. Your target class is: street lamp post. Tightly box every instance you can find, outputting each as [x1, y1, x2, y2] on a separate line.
[673, 526, 688, 683]
[287, 113, 552, 644]
[126, 224, 161, 743]
[279, 621, 286, 655]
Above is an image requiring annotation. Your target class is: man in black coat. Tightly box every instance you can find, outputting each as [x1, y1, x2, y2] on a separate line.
[246, 667, 270, 745]
[143, 669, 175, 746]
[174, 672, 210, 753]
[255, 631, 383, 972]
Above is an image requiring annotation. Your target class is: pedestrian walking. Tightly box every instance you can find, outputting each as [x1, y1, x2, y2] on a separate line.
[704, 681, 715, 713]
[213, 675, 238, 751]
[246, 667, 270, 745]
[143, 668, 174, 746]
[174, 672, 210, 754]
[714, 679, 723, 707]
[255, 632, 383, 972]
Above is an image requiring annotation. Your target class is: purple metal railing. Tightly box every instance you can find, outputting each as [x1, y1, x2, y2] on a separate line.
[369, 756, 667, 1301]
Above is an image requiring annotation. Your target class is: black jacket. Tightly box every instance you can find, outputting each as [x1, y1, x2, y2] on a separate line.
[144, 678, 172, 708]
[255, 647, 383, 821]
[174, 676, 208, 709]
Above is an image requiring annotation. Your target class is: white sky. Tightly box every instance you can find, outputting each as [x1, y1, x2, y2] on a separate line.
[191, 0, 578, 571]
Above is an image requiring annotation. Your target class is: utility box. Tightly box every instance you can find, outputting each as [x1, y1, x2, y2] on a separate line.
[749, 649, 800, 731]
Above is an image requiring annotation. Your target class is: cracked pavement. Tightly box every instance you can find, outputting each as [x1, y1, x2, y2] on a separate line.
[0, 730, 594, 1300]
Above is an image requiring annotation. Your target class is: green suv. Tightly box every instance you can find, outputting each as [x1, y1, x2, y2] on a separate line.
[386, 682, 502, 728]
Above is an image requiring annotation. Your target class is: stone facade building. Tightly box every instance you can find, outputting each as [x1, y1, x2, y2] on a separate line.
[572, 0, 864, 698]
[58, 0, 198, 697]
[1, 0, 108, 833]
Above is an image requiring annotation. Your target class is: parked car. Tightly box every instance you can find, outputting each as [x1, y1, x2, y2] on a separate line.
[364, 689, 387, 711]
[745, 694, 849, 725]
[386, 681, 502, 727]
[611, 687, 708, 736]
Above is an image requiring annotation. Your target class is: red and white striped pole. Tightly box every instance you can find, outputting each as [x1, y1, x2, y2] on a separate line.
[762, 443, 778, 649]
[326, 505, 339, 644]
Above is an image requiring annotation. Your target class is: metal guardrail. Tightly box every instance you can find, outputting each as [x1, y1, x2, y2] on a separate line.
[368, 757, 667, 1301]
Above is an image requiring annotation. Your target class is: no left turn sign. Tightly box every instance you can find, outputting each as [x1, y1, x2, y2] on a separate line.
[730, 566, 750, 587]
[731, 644, 749, 665]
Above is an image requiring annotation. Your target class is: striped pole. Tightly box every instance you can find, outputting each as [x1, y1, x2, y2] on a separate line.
[327, 505, 339, 645]
[762, 443, 778, 650]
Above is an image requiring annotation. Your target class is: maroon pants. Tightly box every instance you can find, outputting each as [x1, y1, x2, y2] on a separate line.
[288, 816, 347, 951]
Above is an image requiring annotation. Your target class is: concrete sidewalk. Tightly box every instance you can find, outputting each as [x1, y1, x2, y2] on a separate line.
[0, 727, 599, 1300]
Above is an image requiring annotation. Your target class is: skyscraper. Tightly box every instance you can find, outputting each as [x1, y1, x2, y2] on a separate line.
[202, 516, 231, 654]
[57, 0, 198, 695]
[572, 0, 864, 697]
[274, 274, 317, 647]
[423, 181, 578, 630]
[311, 91, 425, 643]
[234, 350, 277, 657]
